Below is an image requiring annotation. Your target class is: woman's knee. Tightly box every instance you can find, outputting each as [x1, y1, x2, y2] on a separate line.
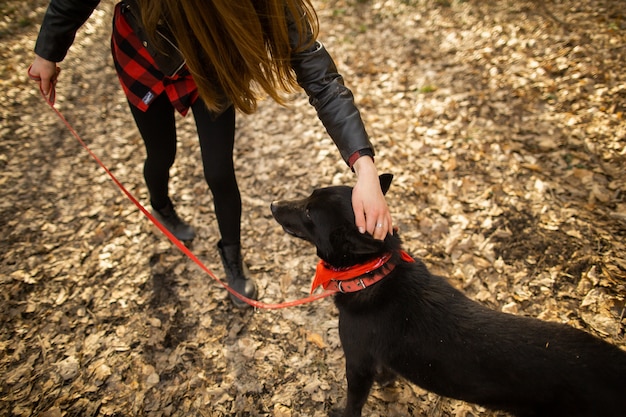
[203, 163, 237, 190]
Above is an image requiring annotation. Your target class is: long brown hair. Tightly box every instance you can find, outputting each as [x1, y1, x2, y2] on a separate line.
[140, 0, 319, 114]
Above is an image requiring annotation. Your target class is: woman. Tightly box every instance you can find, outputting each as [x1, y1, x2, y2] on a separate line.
[29, 0, 393, 308]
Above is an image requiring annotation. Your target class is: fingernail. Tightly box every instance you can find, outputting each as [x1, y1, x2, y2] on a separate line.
[358, 227, 365, 233]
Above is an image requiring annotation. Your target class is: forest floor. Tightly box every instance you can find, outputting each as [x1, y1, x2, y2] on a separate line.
[1, 0, 625, 416]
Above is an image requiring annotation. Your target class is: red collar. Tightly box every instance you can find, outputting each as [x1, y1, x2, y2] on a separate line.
[311, 250, 415, 294]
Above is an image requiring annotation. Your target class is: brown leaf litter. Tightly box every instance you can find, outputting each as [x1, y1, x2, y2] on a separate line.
[1, 0, 624, 416]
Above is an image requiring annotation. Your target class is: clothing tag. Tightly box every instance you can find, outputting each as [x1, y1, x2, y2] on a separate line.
[142, 91, 155, 105]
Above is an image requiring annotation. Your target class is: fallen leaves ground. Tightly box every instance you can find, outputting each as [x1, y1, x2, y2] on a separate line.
[1, 0, 625, 416]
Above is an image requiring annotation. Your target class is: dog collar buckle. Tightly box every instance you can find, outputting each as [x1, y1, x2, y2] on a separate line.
[335, 277, 368, 293]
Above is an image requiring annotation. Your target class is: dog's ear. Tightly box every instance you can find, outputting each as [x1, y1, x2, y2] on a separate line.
[347, 229, 386, 256]
[379, 174, 393, 195]
[330, 226, 386, 257]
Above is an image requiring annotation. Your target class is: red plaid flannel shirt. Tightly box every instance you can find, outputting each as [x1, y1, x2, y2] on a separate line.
[111, 3, 198, 115]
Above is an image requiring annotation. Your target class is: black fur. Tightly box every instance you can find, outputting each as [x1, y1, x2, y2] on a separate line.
[271, 174, 626, 417]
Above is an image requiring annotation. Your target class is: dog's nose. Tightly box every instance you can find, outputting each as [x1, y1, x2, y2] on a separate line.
[270, 202, 278, 215]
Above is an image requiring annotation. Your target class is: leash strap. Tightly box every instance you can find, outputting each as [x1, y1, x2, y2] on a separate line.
[31, 68, 335, 309]
[28, 65, 60, 105]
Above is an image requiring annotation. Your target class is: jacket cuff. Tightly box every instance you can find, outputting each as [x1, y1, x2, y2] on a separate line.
[348, 148, 375, 170]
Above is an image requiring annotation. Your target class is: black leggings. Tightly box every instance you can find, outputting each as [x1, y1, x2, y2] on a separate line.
[128, 94, 241, 245]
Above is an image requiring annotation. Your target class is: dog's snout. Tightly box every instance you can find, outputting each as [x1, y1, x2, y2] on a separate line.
[270, 201, 284, 217]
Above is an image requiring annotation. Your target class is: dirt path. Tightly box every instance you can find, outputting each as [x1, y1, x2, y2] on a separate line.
[1, 0, 624, 416]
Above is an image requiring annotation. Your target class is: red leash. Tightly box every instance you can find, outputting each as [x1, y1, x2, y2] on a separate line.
[29, 66, 335, 309]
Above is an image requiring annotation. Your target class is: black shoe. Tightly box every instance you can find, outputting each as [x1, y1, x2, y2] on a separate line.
[152, 201, 196, 241]
[217, 240, 258, 308]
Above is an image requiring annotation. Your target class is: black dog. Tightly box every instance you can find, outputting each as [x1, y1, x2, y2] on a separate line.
[271, 174, 626, 417]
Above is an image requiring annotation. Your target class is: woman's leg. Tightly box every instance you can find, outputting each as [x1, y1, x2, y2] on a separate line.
[192, 102, 257, 306]
[127, 94, 176, 211]
[128, 94, 195, 241]
[192, 103, 241, 246]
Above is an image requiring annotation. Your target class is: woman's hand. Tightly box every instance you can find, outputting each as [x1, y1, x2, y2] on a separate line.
[351, 155, 393, 240]
[28, 55, 59, 101]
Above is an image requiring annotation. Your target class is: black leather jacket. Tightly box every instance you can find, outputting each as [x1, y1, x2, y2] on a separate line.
[34, 0, 374, 165]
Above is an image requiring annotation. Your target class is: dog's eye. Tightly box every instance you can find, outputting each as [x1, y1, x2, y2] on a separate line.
[305, 208, 312, 220]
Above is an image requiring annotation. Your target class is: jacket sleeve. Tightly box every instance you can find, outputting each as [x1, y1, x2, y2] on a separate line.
[289, 19, 374, 165]
[34, 0, 101, 62]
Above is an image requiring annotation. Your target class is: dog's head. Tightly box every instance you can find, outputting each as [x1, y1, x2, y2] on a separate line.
[271, 174, 395, 267]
